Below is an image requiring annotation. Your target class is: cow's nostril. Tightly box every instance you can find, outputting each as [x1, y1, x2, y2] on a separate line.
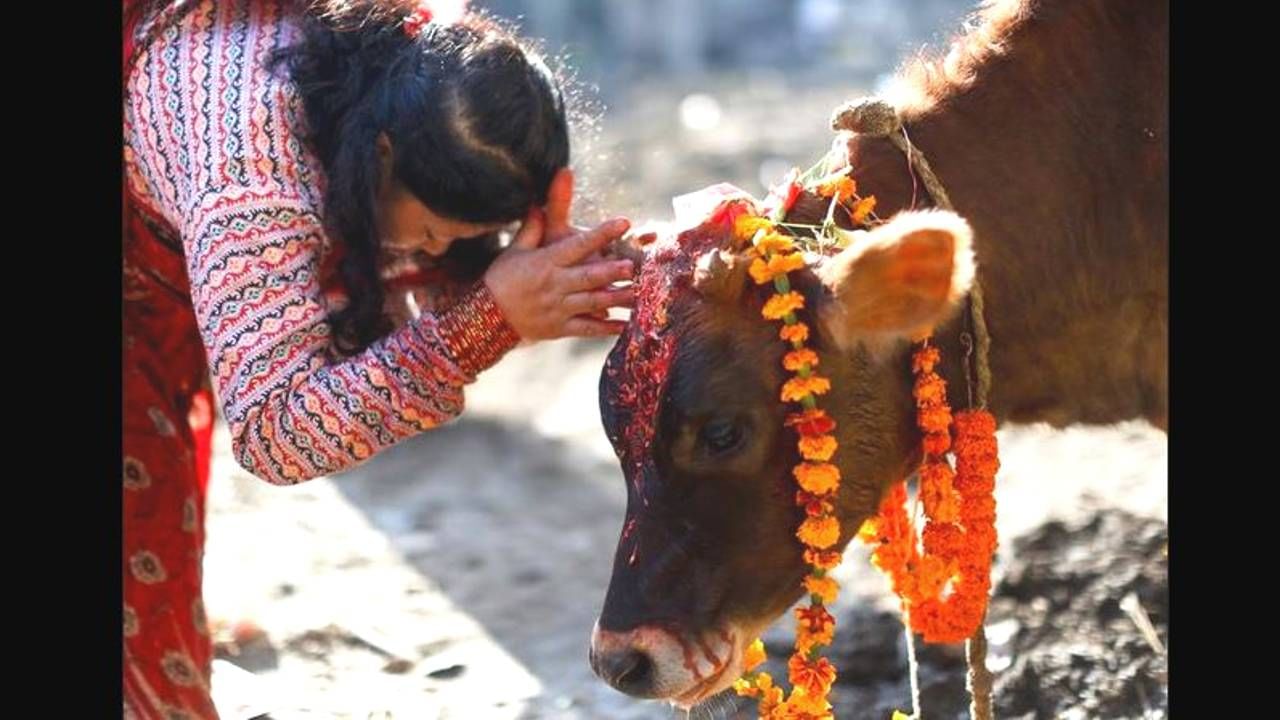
[615, 650, 652, 693]
[597, 647, 655, 697]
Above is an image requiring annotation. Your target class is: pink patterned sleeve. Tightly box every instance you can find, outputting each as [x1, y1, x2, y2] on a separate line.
[124, 1, 520, 484]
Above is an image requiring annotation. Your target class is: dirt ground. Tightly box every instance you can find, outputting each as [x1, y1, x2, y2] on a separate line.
[741, 510, 1168, 720]
[202, 74, 1168, 720]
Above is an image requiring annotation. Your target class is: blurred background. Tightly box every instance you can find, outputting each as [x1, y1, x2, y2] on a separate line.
[203, 1, 1168, 718]
[488, 0, 976, 224]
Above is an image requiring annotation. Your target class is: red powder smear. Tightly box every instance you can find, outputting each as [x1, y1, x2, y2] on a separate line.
[696, 636, 723, 668]
[659, 625, 706, 682]
[603, 195, 759, 504]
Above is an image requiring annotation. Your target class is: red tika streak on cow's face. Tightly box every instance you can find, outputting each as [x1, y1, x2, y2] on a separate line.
[601, 199, 755, 513]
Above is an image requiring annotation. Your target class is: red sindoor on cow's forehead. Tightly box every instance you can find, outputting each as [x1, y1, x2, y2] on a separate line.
[603, 192, 760, 502]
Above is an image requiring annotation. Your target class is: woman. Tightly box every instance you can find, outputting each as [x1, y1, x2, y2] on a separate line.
[123, 1, 635, 716]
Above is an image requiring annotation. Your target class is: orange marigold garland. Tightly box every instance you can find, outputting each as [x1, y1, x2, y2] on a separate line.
[731, 163, 999, 719]
[858, 342, 1000, 644]
[731, 169, 861, 720]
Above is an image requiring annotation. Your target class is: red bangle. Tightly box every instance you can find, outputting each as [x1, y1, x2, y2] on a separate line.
[435, 281, 520, 377]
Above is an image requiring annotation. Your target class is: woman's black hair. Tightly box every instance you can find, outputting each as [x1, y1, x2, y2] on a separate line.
[274, 1, 570, 354]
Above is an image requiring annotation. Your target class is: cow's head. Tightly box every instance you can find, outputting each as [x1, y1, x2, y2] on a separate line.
[590, 188, 975, 708]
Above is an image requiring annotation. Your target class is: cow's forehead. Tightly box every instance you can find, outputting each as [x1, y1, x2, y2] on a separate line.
[601, 207, 745, 500]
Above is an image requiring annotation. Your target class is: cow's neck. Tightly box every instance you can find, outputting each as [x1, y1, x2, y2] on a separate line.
[845, 0, 1168, 429]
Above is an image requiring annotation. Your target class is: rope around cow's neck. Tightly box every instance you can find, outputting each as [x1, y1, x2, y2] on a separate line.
[831, 97, 996, 720]
[830, 98, 992, 410]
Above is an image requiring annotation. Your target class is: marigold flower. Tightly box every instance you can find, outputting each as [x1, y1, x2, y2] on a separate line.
[804, 574, 840, 604]
[735, 215, 774, 243]
[804, 548, 843, 571]
[921, 489, 959, 526]
[798, 515, 841, 549]
[798, 434, 838, 461]
[955, 444, 999, 470]
[923, 431, 951, 456]
[914, 374, 947, 407]
[795, 627, 834, 657]
[786, 409, 836, 436]
[953, 433, 999, 458]
[918, 404, 953, 434]
[782, 375, 832, 403]
[775, 687, 834, 720]
[851, 195, 877, 224]
[796, 491, 834, 518]
[919, 459, 955, 486]
[856, 516, 881, 544]
[750, 253, 806, 285]
[954, 467, 998, 494]
[922, 522, 965, 558]
[783, 348, 820, 372]
[760, 684, 785, 716]
[788, 654, 837, 700]
[913, 593, 986, 643]
[962, 524, 999, 558]
[794, 463, 840, 495]
[763, 291, 806, 320]
[756, 231, 796, 256]
[815, 173, 857, 204]
[912, 345, 941, 374]
[744, 638, 767, 673]
[795, 605, 835, 637]
[779, 322, 810, 343]
[919, 460, 959, 523]
[960, 494, 997, 524]
[912, 553, 956, 602]
[954, 409, 997, 436]
[733, 677, 760, 698]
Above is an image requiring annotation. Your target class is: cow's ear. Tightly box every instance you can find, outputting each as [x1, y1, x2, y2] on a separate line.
[816, 210, 975, 351]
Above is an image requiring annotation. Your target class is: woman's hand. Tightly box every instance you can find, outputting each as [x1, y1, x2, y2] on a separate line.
[483, 206, 635, 340]
[541, 168, 652, 264]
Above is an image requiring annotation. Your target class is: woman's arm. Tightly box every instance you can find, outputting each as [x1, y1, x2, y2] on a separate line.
[124, 4, 518, 484]
[184, 184, 517, 484]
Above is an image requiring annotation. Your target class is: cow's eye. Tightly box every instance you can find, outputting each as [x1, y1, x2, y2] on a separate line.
[700, 418, 746, 456]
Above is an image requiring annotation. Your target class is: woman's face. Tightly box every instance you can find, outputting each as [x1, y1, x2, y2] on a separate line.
[374, 133, 511, 266]
[376, 179, 508, 261]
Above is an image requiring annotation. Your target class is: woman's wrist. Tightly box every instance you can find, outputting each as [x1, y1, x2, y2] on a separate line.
[434, 280, 521, 377]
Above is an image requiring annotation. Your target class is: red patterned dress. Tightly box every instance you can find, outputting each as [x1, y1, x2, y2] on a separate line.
[122, 2, 519, 716]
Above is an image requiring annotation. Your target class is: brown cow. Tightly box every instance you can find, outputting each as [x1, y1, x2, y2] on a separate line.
[589, 0, 1167, 709]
